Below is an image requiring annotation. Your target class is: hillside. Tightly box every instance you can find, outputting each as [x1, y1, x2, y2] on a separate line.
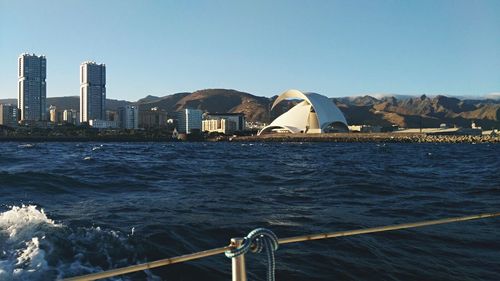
[135, 89, 271, 122]
[134, 92, 190, 112]
[367, 95, 500, 128]
[2, 90, 499, 129]
[167, 90, 499, 128]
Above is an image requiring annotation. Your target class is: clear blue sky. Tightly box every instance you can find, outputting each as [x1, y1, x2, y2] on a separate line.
[1, 0, 499, 100]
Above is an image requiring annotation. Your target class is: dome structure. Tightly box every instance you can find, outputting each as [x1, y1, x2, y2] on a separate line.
[258, 89, 348, 135]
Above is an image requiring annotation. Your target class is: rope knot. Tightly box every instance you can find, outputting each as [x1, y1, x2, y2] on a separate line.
[225, 228, 279, 281]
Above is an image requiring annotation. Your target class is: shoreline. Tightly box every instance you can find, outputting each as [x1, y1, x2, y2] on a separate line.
[0, 136, 175, 142]
[0, 133, 499, 143]
[230, 133, 500, 143]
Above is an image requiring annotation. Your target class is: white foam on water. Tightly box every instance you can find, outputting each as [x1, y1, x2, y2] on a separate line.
[17, 144, 35, 149]
[91, 145, 104, 151]
[0, 205, 60, 281]
[0, 205, 162, 281]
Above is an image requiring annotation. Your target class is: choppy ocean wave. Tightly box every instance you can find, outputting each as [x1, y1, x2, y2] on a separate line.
[0, 142, 499, 280]
[0, 205, 161, 281]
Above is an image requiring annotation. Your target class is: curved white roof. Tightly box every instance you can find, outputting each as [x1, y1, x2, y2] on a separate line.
[259, 89, 348, 135]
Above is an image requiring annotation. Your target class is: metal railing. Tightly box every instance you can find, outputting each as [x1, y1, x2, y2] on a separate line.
[63, 212, 500, 281]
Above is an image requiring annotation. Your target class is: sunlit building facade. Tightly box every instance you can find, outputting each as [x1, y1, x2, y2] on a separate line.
[258, 89, 348, 135]
[202, 118, 237, 134]
[176, 108, 203, 134]
[63, 109, 79, 125]
[80, 61, 106, 123]
[205, 113, 245, 131]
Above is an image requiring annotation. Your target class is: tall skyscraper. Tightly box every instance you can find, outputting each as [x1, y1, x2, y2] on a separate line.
[80, 61, 106, 123]
[18, 53, 47, 122]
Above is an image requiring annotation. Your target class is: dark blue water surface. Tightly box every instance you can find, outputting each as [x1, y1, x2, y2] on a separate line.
[0, 142, 499, 281]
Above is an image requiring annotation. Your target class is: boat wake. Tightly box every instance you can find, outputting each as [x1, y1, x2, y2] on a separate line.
[0, 205, 159, 281]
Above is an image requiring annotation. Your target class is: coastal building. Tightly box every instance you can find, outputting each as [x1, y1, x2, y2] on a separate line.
[63, 109, 79, 125]
[176, 108, 203, 134]
[49, 105, 63, 124]
[106, 110, 118, 122]
[202, 118, 237, 134]
[0, 104, 18, 127]
[88, 119, 117, 129]
[205, 113, 246, 131]
[348, 125, 381, 133]
[245, 121, 266, 130]
[258, 89, 348, 135]
[18, 53, 47, 122]
[139, 107, 168, 129]
[80, 61, 106, 123]
[118, 105, 139, 129]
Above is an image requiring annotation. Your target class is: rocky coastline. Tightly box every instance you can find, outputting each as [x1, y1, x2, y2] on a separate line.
[230, 133, 500, 143]
[1, 132, 498, 143]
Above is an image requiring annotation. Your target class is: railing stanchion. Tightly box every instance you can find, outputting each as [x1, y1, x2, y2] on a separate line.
[231, 238, 247, 281]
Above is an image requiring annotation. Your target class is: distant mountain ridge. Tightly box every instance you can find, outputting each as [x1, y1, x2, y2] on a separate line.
[337, 94, 500, 129]
[135, 90, 499, 128]
[1, 90, 499, 129]
[135, 89, 271, 122]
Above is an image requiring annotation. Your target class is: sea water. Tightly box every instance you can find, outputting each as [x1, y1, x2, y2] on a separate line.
[0, 142, 499, 280]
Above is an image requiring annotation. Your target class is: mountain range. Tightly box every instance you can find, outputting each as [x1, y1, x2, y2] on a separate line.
[1, 89, 499, 129]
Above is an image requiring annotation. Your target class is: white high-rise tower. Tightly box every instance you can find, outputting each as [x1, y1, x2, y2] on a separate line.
[80, 61, 106, 123]
[18, 53, 47, 122]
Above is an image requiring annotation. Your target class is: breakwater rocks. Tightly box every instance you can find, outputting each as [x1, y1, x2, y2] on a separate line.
[231, 133, 500, 143]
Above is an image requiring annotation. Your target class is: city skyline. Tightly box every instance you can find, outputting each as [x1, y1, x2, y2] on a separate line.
[1, 0, 500, 101]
